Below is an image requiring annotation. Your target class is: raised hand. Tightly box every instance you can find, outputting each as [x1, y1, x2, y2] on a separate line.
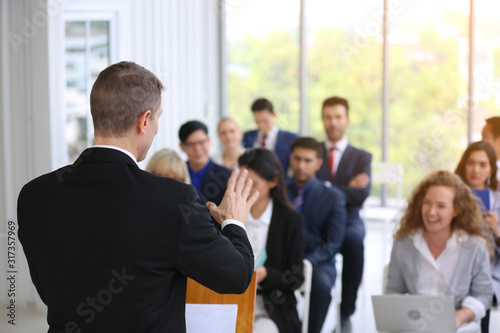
[206, 169, 259, 225]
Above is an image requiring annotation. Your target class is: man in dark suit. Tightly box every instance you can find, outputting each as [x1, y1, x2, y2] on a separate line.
[242, 98, 298, 174]
[17, 62, 258, 333]
[316, 96, 371, 330]
[287, 137, 346, 333]
[179, 120, 231, 206]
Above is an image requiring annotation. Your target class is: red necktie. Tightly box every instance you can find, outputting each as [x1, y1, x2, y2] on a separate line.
[329, 146, 337, 178]
[261, 134, 267, 148]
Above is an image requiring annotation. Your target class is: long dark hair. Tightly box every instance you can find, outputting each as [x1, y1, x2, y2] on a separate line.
[455, 141, 498, 191]
[238, 148, 292, 209]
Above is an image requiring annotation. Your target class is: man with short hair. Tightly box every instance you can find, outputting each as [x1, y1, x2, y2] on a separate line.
[316, 96, 372, 330]
[179, 120, 231, 206]
[242, 97, 298, 173]
[287, 137, 346, 333]
[482, 117, 500, 183]
[18, 61, 257, 333]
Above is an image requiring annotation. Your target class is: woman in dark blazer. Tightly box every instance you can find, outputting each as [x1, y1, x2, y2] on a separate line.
[239, 148, 305, 333]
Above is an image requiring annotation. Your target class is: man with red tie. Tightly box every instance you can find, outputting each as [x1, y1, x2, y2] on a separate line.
[316, 96, 372, 332]
[242, 98, 298, 174]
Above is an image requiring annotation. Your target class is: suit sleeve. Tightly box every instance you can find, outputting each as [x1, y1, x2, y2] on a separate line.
[385, 240, 409, 294]
[242, 131, 255, 149]
[335, 151, 372, 206]
[175, 185, 254, 294]
[260, 211, 305, 292]
[467, 243, 493, 311]
[306, 188, 346, 266]
[17, 186, 47, 304]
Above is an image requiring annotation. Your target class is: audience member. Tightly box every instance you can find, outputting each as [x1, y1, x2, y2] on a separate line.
[179, 120, 231, 205]
[238, 148, 305, 333]
[214, 117, 245, 169]
[455, 141, 500, 332]
[287, 137, 346, 333]
[481, 117, 500, 184]
[386, 170, 493, 333]
[146, 148, 190, 183]
[242, 98, 298, 174]
[315, 96, 371, 329]
[17, 61, 257, 332]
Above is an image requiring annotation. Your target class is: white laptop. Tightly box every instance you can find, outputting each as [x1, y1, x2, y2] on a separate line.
[372, 294, 456, 332]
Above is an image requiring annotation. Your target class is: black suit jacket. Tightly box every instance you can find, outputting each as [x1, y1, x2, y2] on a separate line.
[18, 148, 254, 333]
[288, 178, 346, 273]
[242, 129, 299, 174]
[260, 202, 305, 333]
[317, 143, 372, 225]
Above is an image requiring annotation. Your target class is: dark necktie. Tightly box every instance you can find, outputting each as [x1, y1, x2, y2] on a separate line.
[261, 133, 267, 148]
[329, 146, 337, 178]
[292, 188, 305, 212]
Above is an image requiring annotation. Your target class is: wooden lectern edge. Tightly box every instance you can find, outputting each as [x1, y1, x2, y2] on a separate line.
[186, 272, 257, 333]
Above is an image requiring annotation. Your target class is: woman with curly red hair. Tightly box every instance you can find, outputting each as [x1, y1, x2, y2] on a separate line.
[385, 170, 493, 333]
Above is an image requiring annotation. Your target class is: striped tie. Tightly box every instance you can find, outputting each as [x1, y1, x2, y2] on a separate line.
[261, 133, 267, 148]
[292, 188, 305, 212]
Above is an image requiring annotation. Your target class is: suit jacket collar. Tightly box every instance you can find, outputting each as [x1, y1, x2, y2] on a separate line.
[400, 234, 478, 298]
[319, 143, 354, 180]
[75, 147, 139, 168]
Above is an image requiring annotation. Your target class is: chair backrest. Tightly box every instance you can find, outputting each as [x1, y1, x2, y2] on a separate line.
[297, 259, 313, 333]
[371, 162, 404, 201]
[186, 272, 257, 333]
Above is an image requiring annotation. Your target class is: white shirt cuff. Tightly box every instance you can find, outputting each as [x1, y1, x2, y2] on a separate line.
[462, 295, 486, 320]
[221, 219, 245, 230]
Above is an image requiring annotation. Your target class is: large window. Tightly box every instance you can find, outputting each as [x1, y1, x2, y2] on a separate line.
[64, 13, 116, 162]
[473, 1, 500, 139]
[224, 0, 498, 198]
[389, 0, 469, 192]
[306, 0, 383, 159]
[225, 0, 301, 133]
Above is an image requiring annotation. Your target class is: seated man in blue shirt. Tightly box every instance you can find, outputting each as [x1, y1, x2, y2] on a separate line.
[287, 137, 346, 333]
[179, 120, 231, 205]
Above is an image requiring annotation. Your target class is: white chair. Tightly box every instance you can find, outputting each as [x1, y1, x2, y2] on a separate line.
[296, 259, 313, 333]
[297, 257, 342, 333]
[333, 254, 343, 333]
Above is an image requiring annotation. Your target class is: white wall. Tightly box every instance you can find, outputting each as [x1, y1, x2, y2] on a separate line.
[0, 0, 223, 305]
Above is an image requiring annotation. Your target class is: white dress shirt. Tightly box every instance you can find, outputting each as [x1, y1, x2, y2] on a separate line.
[245, 199, 273, 257]
[92, 144, 139, 166]
[412, 229, 485, 331]
[254, 125, 280, 151]
[324, 137, 348, 175]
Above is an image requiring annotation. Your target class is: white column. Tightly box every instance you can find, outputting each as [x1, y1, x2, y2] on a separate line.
[1, 0, 58, 306]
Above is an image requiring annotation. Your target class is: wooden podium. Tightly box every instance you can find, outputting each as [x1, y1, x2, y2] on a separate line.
[186, 272, 257, 333]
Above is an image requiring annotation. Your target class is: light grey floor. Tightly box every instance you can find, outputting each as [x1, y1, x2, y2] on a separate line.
[1, 222, 499, 333]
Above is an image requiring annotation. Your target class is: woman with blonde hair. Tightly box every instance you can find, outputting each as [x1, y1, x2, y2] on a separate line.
[213, 117, 245, 169]
[385, 170, 493, 333]
[146, 148, 190, 184]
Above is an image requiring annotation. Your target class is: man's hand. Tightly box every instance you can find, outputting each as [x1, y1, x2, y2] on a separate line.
[348, 172, 370, 189]
[206, 169, 259, 225]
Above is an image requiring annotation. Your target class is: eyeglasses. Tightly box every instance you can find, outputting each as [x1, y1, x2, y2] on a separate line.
[182, 138, 209, 149]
